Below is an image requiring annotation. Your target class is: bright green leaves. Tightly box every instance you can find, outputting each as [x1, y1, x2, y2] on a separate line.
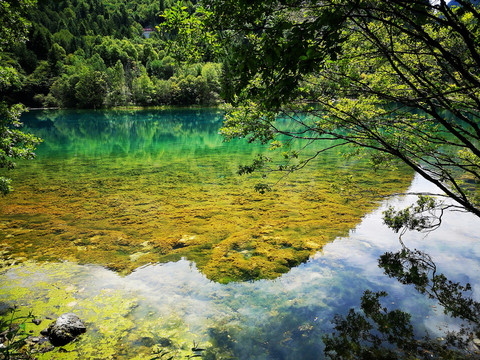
[0, 307, 36, 359]
[221, 101, 276, 144]
[0, 0, 35, 51]
[210, 0, 480, 216]
[0, 103, 42, 196]
[237, 154, 272, 176]
[158, 2, 221, 62]
[194, 0, 347, 106]
[74, 70, 108, 109]
[0, 177, 12, 195]
[0, 0, 41, 195]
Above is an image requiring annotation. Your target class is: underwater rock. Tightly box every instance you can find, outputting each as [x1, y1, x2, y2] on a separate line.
[138, 336, 156, 347]
[45, 313, 86, 346]
[174, 235, 196, 249]
[25, 335, 54, 353]
[156, 337, 173, 347]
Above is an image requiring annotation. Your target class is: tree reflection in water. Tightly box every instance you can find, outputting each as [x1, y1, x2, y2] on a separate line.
[324, 200, 480, 359]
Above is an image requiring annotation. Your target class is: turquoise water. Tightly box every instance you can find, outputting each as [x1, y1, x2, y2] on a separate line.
[0, 109, 479, 359]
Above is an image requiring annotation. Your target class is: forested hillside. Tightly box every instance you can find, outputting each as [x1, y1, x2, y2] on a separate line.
[3, 0, 222, 108]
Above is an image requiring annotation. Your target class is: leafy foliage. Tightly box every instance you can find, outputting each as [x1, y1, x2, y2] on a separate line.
[0, 0, 35, 49]
[169, 1, 480, 358]
[0, 0, 42, 195]
[189, 0, 480, 215]
[0, 308, 35, 360]
[2, 0, 223, 108]
[0, 103, 41, 195]
[158, 1, 220, 62]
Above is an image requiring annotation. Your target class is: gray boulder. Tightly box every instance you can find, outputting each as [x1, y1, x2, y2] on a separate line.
[45, 313, 86, 346]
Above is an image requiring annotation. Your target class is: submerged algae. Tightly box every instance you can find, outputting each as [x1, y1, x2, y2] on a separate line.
[0, 261, 213, 359]
[0, 109, 413, 282]
[0, 161, 411, 283]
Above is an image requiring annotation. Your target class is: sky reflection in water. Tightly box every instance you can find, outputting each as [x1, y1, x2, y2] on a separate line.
[1, 110, 479, 359]
[2, 175, 478, 359]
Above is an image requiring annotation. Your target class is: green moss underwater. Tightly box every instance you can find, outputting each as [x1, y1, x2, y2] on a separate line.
[0, 108, 414, 358]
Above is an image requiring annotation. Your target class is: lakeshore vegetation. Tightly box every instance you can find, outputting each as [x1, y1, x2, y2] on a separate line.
[3, 0, 223, 109]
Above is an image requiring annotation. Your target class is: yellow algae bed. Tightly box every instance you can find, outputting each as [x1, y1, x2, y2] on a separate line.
[0, 109, 418, 359]
[0, 110, 413, 283]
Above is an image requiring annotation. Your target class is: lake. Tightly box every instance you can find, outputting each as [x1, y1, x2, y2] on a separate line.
[0, 108, 479, 359]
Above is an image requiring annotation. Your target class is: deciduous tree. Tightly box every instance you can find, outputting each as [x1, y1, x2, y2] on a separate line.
[0, 0, 41, 195]
[166, 0, 480, 216]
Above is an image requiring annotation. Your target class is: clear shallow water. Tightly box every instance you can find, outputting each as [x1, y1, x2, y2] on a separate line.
[0, 109, 412, 281]
[0, 109, 479, 359]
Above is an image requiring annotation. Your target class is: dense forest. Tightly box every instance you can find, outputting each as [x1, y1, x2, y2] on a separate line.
[3, 0, 223, 108]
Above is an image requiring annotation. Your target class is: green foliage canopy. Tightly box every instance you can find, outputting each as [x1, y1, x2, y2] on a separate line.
[168, 0, 480, 217]
[1, 0, 222, 108]
[0, 0, 41, 195]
